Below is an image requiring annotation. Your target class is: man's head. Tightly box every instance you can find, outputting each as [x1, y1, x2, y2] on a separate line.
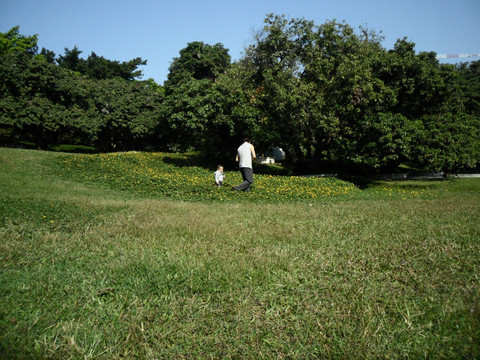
[243, 138, 250, 143]
[217, 165, 224, 172]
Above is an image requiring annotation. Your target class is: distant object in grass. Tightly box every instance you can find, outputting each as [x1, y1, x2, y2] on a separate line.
[256, 147, 287, 164]
[255, 156, 276, 164]
[266, 146, 286, 161]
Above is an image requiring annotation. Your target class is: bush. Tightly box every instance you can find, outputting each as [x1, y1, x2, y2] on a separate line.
[48, 144, 98, 153]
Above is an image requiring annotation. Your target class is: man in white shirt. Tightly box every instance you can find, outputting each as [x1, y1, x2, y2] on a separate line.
[233, 138, 256, 192]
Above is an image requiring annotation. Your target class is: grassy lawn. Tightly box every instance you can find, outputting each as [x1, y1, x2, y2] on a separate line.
[1, 148, 479, 359]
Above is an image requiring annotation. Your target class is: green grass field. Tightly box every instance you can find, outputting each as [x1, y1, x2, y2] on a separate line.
[1, 148, 479, 359]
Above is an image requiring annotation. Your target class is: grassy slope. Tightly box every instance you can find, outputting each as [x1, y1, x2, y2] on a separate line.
[54, 151, 361, 202]
[1, 148, 479, 359]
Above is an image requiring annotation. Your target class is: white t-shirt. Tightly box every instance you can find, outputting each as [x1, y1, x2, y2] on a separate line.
[214, 170, 225, 183]
[237, 142, 253, 169]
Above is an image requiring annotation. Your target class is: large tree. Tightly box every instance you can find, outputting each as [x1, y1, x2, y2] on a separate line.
[161, 41, 232, 154]
[242, 15, 393, 164]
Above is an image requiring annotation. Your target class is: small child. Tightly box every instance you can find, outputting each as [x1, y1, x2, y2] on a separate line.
[214, 165, 225, 187]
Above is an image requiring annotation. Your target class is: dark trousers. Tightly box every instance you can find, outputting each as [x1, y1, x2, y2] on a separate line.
[236, 167, 253, 191]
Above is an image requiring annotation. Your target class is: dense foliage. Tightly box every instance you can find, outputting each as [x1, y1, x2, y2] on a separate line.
[0, 51, 163, 151]
[1, 16, 479, 173]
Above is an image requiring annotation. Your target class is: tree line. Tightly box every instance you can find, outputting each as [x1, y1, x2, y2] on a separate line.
[1, 15, 479, 173]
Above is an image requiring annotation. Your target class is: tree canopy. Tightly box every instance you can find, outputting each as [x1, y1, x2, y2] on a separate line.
[0, 26, 38, 56]
[57, 46, 147, 80]
[165, 41, 231, 88]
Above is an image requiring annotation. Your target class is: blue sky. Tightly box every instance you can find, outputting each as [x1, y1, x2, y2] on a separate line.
[2, 0, 479, 83]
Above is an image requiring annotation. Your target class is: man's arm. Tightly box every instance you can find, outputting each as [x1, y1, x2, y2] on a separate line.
[250, 144, 256, 160]
[235, 154, 239, 162]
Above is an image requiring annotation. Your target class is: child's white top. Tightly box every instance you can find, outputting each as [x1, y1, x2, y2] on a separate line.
[214, 170, 225, 183]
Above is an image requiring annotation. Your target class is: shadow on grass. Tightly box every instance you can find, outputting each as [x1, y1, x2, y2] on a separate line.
[162, 153, 219, 171]
[336, 175, 377, 190]
[337, 175, 450, 190]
